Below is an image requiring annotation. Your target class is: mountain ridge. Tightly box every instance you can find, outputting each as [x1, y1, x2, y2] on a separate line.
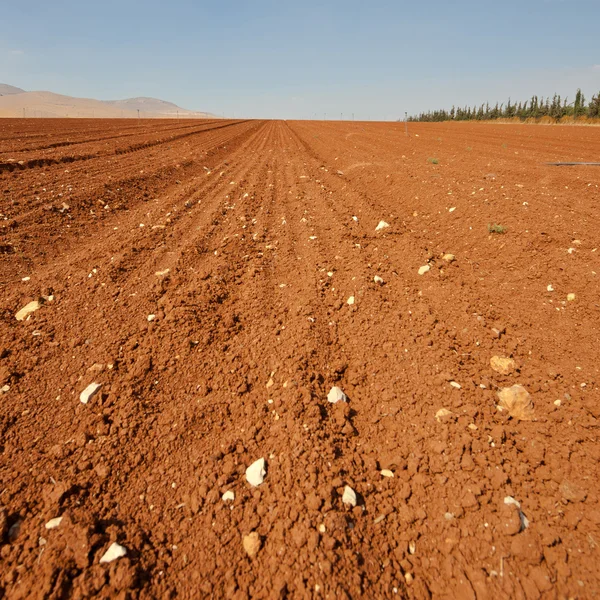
[0, 84, 216, 118]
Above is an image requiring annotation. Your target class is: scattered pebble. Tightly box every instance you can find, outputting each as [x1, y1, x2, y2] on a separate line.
[327, 386, 347, 404]
[22, 277, 30, 282]
[15, 300, 42, 321]
[375, 220, 390, 231]
[99, 542, 127, 564]
[342, 485, 357, 507]
[442, 254, 455, 262]
[418, 265, 430, 275]
[504, 496, 529, 530]
[497, 385, 533, 420]
[380, 469, 394, 478]
[147, 314, 156, 322]
[155, 269, 170, 277]
[449, 207, 456, 212]
[547, 284, 554, 292]
[435, 408, 453, 422]
[449, 381, 461, 389]
[45, 517, 63, 530]
[243, 532, 261, 557]
[567, 293, 576, 302]
[490, 356, 516, 375]
[222, 490, 235, 502]
[80, 382, 102, 405]
[374, 275, 384, 284]
[246, 458, 266, 487]
[347, 296, 355, 305]
[409, 541, 416, 554]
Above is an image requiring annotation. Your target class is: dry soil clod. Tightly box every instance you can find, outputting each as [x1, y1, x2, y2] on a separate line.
[243, 532, 262, 557]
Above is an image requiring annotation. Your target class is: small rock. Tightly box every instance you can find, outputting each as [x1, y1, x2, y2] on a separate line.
[449, 381, 461, 389]
[147, 314, 156, 322]
[418, 265, 430, 275]
[45, 517, 63, 530]
[222, 490, 235, 502]
[99, 542, 127, 564]
[497, 385, 533, 420]
[490, 356, 516, 375]
[567, 293, 576, 302]
[80, 382, 102, 405]
[15, 300, 42, 321]
[374, 275, 384, 284]
[155, 269, 170, 277]
[409, 541, 416, 554]
[547, 284, 554, 292]
[442, 254, 455, 262]
[347, 296, 355, 305]
[380, 469, 394, 478]
[342, 485, 357, 507]
[435, 408, 453, 422]
[375, 221, 390, 231]
[246, 458, 266, 487]
[327, 386, 347, 404]
[243, 532, 261, 557]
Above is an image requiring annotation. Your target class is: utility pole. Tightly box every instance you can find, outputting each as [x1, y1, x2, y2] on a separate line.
[405, 112, 408, 136]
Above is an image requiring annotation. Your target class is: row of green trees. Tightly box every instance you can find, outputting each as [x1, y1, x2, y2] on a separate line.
[408, 89, 600, 122]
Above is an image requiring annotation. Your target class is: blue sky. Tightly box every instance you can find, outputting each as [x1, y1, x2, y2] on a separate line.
[1, 0, 599, 119]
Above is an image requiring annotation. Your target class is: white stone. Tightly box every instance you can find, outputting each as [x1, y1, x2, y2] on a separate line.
[147, 314, 156, 321]
[374, 275, 384, 284]
[375, 220, 390, 231]
[222, 490, 235, 502]
[347, 296, 355, 305]
[450, 381, 461, 389]
[380, 469, 394, 478]
[418, 265, 430, 275]
[547, 284, 554, 292]
[80, 382, 102, 404]
[99, 542, 127, 564]
[246, 458, 266, 487]
[342, 485, 357, 507]
[327, 386, 347, 404]
[15, 300, 41, 321]
[567, 293, 576, 301]
[45, 517, 63, 530]
[155, 269, 170, 276]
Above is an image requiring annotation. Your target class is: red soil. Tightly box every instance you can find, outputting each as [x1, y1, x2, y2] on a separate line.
[1, 118, 599, 599]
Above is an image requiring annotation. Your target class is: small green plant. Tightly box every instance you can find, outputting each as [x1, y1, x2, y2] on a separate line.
[466, 146, 472, 151]
[488, 223, 507, 234]
[428, 157, 439, 164]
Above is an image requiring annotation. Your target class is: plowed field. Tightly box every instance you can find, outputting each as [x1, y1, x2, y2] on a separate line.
[1, 118, 599, 599]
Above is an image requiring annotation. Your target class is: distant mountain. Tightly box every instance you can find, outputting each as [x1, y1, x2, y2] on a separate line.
[0, 84, 216, 118]
[103, 97, 183, 114]
[0, 84, 25, 96]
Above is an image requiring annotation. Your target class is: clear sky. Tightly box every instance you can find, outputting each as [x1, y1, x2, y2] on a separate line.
[1, 0, 599, 120]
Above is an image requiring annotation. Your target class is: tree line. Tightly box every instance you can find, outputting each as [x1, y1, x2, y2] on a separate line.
[408, 89, 600, 122]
